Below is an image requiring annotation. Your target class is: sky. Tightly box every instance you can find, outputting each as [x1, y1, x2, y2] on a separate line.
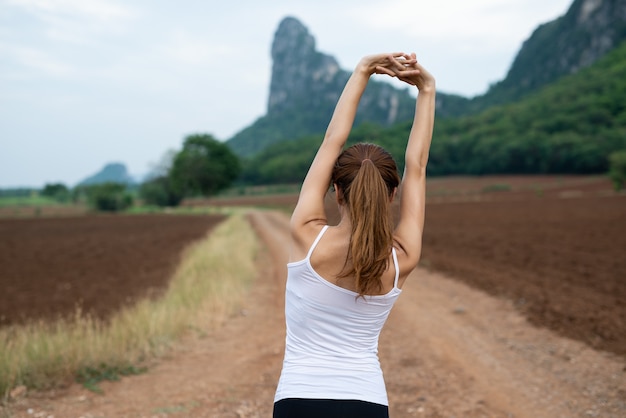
[0, 0, 574, 188]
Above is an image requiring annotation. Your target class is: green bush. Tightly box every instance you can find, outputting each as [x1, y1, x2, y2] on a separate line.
[608, 150, 626, 191]
[41, 183, 71, 203]
[84, 183, 133, 212]
[139, 176, 183, 207]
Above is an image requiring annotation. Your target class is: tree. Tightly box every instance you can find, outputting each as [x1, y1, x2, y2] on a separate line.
[139, 176, 183, 207]
[170, 134, 241, 197]
[41, 183, 70, 202]
[84, 182, 133, 212]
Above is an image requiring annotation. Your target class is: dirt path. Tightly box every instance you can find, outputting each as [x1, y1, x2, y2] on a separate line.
[6, 210, 625, 418]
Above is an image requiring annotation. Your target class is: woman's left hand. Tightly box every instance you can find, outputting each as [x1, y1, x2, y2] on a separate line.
[376, 52, 436, 92]
[357, 52, 414, 76]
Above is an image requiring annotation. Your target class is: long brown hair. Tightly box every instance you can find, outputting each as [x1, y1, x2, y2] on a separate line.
[331, 143, 400, 296]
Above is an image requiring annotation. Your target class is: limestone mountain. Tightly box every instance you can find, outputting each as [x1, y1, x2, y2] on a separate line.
[226, 17, 468, 157]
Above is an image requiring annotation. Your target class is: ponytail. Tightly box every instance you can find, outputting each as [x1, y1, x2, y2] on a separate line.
[332, 143, 400, 296]
[339, 159, 395, 296]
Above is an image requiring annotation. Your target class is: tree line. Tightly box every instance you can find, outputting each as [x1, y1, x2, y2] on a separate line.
[3, 134, 241, 211]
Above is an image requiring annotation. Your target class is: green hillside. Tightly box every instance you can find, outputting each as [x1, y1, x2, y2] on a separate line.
[240, 41, 626, 184]
[476, 0, 626, 110]
[427, 40, 626, 175]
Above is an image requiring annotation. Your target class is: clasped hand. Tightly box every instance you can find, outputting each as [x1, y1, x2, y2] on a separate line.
[359, 52, 435, 92]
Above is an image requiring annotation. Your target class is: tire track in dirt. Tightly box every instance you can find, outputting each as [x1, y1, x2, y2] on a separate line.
[5, 210, 625, 418]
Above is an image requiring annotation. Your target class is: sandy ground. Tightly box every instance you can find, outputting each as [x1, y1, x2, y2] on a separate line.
[4, 210, 625, 417]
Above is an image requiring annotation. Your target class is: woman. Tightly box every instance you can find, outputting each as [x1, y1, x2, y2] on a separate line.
[273, 52, 436, 418]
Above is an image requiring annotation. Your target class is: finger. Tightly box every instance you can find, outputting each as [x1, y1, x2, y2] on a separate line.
[396, 57, 417, 67]
[390, 55, 416, 72]
[397, 75, 416, 85]
[375, 66, 397, 77]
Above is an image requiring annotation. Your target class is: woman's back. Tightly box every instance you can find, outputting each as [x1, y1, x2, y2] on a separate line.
[295, 223, 401, 295]
[275, 225, 401, 406]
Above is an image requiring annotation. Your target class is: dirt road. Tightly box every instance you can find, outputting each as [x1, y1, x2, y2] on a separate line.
[6, 210, 625, 417]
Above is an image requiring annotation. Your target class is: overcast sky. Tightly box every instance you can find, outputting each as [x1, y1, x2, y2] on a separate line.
[0, 0, 573, 188]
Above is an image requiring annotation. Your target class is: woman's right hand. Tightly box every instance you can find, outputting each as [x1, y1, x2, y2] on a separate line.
[376, 52, 436, 93]
[357, 52, 414, 76]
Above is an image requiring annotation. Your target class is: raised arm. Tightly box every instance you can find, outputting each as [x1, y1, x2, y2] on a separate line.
[290, 53, 411, 231]
[382, 54, 436, 268]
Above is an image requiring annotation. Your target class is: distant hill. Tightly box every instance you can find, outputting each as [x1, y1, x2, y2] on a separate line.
[227, 0, 626, 159]
[426, 40, 626, 175]
[77, 163, 135, 187]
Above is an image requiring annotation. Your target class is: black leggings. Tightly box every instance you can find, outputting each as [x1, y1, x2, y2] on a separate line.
[273, 398, 389, 418]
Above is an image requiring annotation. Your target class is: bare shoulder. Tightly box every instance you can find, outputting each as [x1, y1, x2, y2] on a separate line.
[289, 219, 327, 263]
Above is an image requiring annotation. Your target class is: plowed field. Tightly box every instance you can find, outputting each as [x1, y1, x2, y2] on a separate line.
[0, 214, 226, 326]
[421, 196, 626, 356]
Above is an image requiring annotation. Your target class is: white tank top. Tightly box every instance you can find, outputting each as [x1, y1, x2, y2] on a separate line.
[274, 225, 402, 406]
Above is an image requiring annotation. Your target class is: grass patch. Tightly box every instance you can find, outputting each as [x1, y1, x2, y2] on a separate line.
[76, 363, 147, 393]
[0, 213, 258, 396]
[0, 196, 61, 208]
[126, 204, 246, 216]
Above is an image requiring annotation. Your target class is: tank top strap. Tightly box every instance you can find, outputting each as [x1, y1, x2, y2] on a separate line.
[306, 225, 330, 260]
[391, 247, 400, 288]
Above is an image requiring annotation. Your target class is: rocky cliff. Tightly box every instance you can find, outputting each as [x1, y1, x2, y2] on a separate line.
[267, 17, 342, 115]
[267, 17, 439, 122]
[482, 0, 626, 105]
[227, 17, 467, 157]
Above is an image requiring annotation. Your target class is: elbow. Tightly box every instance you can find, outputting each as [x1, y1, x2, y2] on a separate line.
[405, 155, 429, 175]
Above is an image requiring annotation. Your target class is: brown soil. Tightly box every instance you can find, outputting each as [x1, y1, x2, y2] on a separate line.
[2, 175, 625, 417]
[421, 196, 626, 357]
[0, 214, 226, 327]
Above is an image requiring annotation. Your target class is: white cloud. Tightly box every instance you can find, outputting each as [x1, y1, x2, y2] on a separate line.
[5, 0, 134, 20]
[352, 0, 569, 49]
[4, 0, 136, 45]
[160, 29, 233, 68]
[0, 42, 74, 77]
